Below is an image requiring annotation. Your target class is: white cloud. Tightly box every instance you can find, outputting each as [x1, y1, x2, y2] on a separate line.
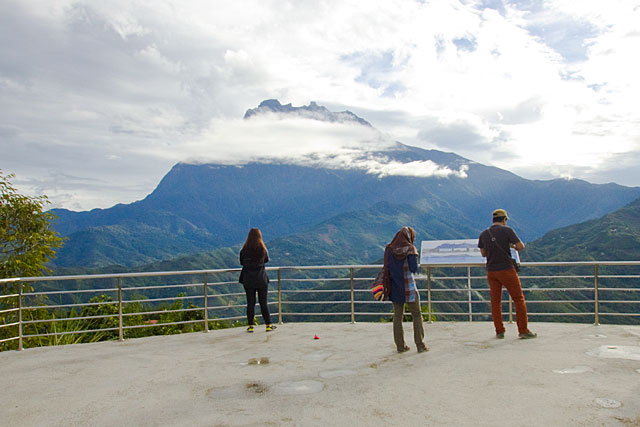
[148, 116, 469, 179]
[1, 0, 639, 210]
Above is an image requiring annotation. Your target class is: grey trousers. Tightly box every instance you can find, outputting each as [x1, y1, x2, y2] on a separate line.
[393, 300, 426, 351]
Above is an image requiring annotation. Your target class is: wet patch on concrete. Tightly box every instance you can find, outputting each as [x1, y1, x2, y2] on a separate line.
[206, 381, 271, 399]
[586, 345, 640, 361]
[594, 398, 622, 409]
[272, 380, 323, 395]
[552, 365, 594, 374]
[463, 341, 492, 349]
[319, 369, 357, 379]
[302, 351, 332, 362]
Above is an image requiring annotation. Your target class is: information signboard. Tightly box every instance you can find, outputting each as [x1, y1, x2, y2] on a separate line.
[419, 239, 520, 265]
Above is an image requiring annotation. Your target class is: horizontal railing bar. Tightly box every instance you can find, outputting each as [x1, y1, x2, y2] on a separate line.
[280, 289, 351, 294]
[0, 336, 20, 343]
[122, 283, 204, 292]
[598, 275, 640, 279]
[207, 302, 276, 310]
[208, 281, 243, 286]
[3, 261, 640, 284]
[526, 300, 595, 304]
[425, 287, 595, 293]
[23, 314, 117, 324]
[0, 269, 239, 283]
[279, 278, 349, 283]
[206, 304, 243, 310]
[527, 313, 596, 316]
[205, 292, 245, 298]
[354, 312, 394, 316]
[208, 315, 245, 322]
[23, 301, 118, 310]
[281, 301, 349, 305]
[280, 312, 354, 316]
[122, 307, 203, 317]
[597, 313, 640, 317]
[522, 288, 596, 292]
[598, 300, 640, 304]
[123, 319, 203, 330]
[123, 295, 204, 304]
[0, 307, 19, 315]
[599, 288, 640, 292]
[0, 293, 19, 299]
[23, 288, 118, 297]
[24, 327, 120, 338]
[0, 322, 20, 329]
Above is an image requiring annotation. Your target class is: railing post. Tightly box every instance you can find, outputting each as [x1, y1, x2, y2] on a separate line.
[18, 282, 23, 351]
[427, 267, 433, 324]
[203, 273, 209, 333]
[277, 268, 282, 324]
[594, 264, 600, 325]
[467, 266, 472, 322]
[350, 268, 355, 324]
[117, 277, 123, 342]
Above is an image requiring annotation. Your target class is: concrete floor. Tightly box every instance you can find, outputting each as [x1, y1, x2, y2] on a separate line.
[1, 321, 639, 426]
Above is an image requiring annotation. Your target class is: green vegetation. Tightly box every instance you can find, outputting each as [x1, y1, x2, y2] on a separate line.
[1, 170, 64, 278]
[1, 291, 243, 351]
[1, 171, 65, 350]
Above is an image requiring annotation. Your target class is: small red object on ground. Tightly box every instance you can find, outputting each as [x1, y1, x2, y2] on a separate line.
[314, 334, 319, 340]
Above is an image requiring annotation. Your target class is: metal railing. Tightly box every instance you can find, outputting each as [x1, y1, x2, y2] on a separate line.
[1, 261, 639, 351]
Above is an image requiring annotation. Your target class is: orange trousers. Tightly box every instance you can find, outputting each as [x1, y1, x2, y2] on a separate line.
[487, 268, 530, 335]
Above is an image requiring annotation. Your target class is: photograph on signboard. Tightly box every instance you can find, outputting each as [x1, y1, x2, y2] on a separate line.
[420, 239, 520, 265]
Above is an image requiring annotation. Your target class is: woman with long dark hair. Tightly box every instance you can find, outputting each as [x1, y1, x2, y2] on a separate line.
[239, 228, 276, 332]
[383, 226, 428, 353]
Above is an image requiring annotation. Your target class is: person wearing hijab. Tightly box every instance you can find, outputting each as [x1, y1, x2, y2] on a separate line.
[383, 226, 428, 353]
[239, 228, 276, 332]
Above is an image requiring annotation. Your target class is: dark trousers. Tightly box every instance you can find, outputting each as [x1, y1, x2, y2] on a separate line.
[245, 286, 271, 325]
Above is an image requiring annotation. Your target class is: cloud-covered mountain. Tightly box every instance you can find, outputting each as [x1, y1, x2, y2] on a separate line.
[50, 101, 640, 268]
[244, 99, 372, 127]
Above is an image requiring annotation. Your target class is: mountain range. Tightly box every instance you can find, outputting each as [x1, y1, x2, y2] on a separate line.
[50, 100, 640, 269]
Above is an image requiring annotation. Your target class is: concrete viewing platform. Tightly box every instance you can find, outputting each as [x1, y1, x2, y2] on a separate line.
[2, 322, 640, 426]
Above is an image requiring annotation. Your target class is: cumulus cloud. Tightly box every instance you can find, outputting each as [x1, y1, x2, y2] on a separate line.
[1, 0, 640, 210]
[147, 115, 470, 179]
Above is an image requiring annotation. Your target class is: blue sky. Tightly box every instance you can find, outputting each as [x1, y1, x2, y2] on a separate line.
[2, 0, 640, 210]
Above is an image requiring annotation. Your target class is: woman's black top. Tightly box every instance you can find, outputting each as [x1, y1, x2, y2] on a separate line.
[239, 249, 270, 288]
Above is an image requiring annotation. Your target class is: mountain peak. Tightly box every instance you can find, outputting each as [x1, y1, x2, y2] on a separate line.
[244, 99, 372, 127]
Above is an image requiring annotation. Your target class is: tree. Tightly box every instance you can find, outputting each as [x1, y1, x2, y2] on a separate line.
[0, 170, 64, 278]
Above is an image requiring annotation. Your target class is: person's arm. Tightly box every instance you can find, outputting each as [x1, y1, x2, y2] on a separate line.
[478, 233, 487, 257]
[508, 229, 525, 251]
[239, 249, 244, 266]
[408, 254, 418, 273]
[264, 250, 270, 264]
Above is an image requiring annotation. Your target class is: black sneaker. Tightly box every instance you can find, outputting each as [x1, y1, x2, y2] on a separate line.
[397, 345, 410, 353]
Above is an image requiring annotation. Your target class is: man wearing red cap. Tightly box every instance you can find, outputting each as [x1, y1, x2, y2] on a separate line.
[478, 209, 537, 339]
